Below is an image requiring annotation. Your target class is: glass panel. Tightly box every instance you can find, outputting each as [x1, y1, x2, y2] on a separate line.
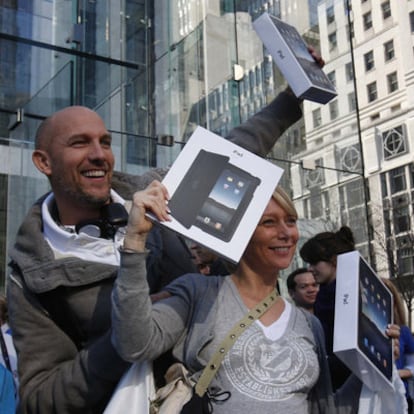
[390, 166, 407, 193]
[0, 1, 145, 62]
[2, 0, 409, 288]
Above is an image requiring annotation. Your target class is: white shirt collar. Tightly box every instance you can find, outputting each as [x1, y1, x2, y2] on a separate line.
[42, 190, 126, 265]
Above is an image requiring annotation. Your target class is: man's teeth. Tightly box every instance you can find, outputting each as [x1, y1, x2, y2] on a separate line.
[83, 171, 105, 177]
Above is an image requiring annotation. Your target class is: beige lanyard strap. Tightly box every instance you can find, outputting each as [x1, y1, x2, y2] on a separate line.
[195, 288, 279, 397]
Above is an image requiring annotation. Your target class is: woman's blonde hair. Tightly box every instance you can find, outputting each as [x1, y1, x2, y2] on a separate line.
[271, 186, 298, 219]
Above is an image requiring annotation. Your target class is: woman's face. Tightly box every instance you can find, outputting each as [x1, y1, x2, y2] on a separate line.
[307, 260, 336, 285]
[243, 197, 299, 273]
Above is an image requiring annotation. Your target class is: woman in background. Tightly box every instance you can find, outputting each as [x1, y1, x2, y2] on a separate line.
[299, 227, 355, 390]
[382, 278, 414, 413]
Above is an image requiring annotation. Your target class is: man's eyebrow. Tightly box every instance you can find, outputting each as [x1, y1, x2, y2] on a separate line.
[66, 133, 112, 141]
[66, 134, 88, 142]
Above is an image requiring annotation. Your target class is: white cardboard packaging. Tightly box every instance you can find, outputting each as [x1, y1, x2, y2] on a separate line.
[253, 12, 337, 104]
[334, 251, 394, 391]
[147, 126, 284, 264]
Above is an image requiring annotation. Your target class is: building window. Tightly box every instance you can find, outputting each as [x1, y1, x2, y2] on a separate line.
[347, 21, 354, 39]
[381, 1, 391, 19]
[392, 195, 410, 233]
[390, 166, 407, 193]
[327, 5, 335, 24]
[345, 62, 354, 82]
[397, 246, 414, 276]
[327, 70, 336, 87]
[343, 179, 365, 208]
[410, 11, 414, 32]
[304, 159, 325, 188]
[309, 190, 323, 218]
[364, 50, 374, 71]
[394, 209, 410, 234]
[363, 11, 373, 30]
[410, 164, 414, 188]
[328, 32, 337, 50]
[387, 72, 398, 93]
[384, 40, 394, 61]
[348, 91, 356, 111]
[367, 81, 377, 102]
[340, 144, 361, 173]
[329, 100, 338, 120]
[344, 0, 351, 14]
[312, 108, 322, 128]
[383, 126, 407, 160]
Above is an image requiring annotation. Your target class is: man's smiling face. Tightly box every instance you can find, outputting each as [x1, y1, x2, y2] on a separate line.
[35, 106, 115, 222]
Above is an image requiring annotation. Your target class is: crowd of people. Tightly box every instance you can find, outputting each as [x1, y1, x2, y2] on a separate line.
[0, 46, 413, 414]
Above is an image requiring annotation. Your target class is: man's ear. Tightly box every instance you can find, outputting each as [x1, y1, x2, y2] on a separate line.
[32, 150, 52, 176]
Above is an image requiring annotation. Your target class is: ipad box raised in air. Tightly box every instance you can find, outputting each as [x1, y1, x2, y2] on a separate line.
[333, 251, 394, 391]
[253, 12, 337, 104]
[147, 126, 284, 264]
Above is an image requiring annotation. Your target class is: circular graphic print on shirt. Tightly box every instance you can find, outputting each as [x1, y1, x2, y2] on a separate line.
[222, 326, 319, 401]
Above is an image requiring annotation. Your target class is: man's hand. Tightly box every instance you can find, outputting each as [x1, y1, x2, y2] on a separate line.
[308, 46, 325, 68]
[285, 46, 325, 97]
[123, 180, 170, 252]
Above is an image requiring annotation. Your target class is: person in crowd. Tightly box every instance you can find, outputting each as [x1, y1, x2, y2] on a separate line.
[0, 295, 18, 389]
[7, 79, 309, 413]
[111, 180, 399, 413]
[299, 226, 355, 391]
[0, 363, 15, 414]
[190, 243, 229, 276]
[0, 295, 18, 412]
[286, 267, 319, 313]
[382, 278, 414, 413]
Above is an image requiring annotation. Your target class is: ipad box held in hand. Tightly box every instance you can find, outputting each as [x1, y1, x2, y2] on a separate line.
[253, 12, 337, 104]
[147, 126, 284, 264]
[333, 251, 394, 391]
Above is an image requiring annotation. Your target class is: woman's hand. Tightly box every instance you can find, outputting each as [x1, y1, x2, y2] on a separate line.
[386, 324, 401, 359]
[123, 180, 170, 252]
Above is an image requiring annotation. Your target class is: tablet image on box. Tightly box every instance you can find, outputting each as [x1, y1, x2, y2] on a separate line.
[168, 150, 261, 242]
[148, 126, 284, 264]
[334, 251, 393, 391]
[358, 259, 393, 383]
[253, 12, 337, 104]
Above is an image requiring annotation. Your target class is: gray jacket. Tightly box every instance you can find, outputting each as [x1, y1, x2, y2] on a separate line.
[112, 252, 361, 414]
[7, 91, 302, 414]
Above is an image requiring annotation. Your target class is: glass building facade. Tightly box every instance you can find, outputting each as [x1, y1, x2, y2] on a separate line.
[1, 0, 414, 305]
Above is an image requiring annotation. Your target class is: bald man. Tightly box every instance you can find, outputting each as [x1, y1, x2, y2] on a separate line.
[7, 88, 304, 413]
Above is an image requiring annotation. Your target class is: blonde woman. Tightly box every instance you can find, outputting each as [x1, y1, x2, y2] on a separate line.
[111, 181, 395, 413]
